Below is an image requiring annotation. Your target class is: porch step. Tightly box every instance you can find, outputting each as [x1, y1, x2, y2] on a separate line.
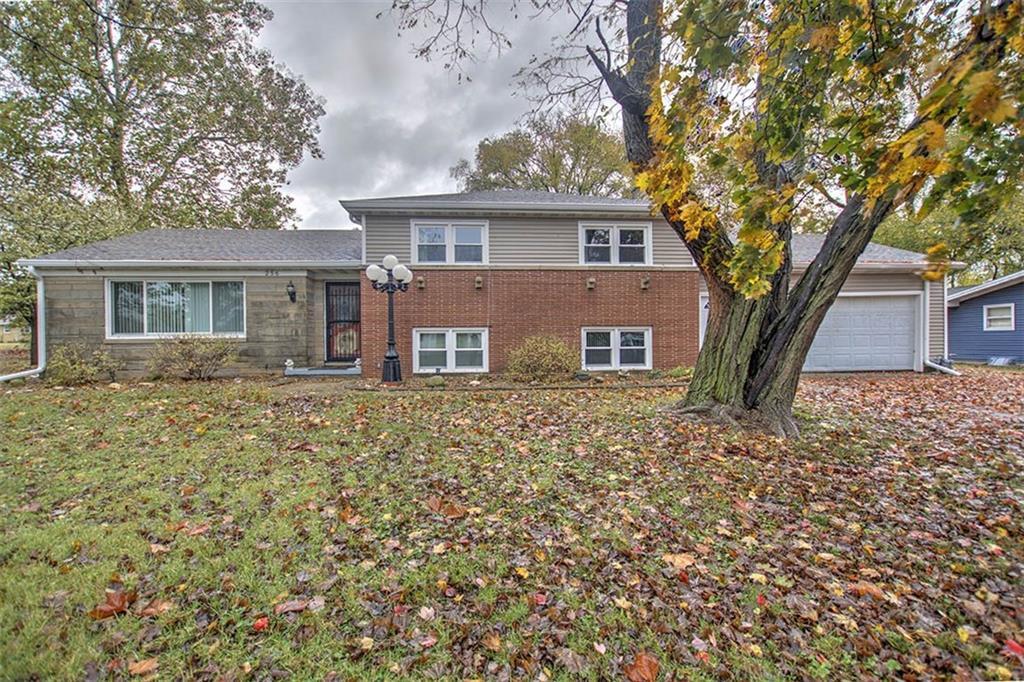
[284, 366, 362, 377]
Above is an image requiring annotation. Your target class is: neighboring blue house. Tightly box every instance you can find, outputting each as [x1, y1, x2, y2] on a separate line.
[947, 270, 1024, 364]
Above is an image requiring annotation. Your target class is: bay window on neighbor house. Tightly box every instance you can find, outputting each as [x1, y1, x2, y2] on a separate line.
[983, 303, 1015, 331]
[107, 280, 245, 338]
[412, 221, 487, 264]
[579, 223, 651, 265]
[413, 328, 488, 373]
[582, 327, 652, 370]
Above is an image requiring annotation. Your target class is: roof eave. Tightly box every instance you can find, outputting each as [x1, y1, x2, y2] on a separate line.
[946, 269, 1024, 303]
[340, 199, 651, 215]
[21, 259, 364, 269]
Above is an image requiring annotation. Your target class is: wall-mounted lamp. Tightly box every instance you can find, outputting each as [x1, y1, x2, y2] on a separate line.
[416, 276, 426, 290]
[586, 277, 596, 290]
[474, 276, 484, 289]
[640, 276, 651, 290]
[286, 280, 297, 303]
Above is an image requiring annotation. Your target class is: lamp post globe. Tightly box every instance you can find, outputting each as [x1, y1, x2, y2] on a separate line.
[367, 256, 412, 383]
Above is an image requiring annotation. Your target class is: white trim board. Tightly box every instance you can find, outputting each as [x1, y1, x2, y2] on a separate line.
[409, 219, 489, 266]
[412, 327, 489, 374]
[581, 326, 654, 371]
[983, 303, 1015, 331]
[104, 277, 247, 341]
[578, 221, 653, 266]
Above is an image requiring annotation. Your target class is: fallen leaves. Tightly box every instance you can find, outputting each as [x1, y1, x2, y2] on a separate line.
[425, 495, 467, 519]
[662, 552, 695, 570]
[138, 598, 174, 617]
[624, 651, 660, 682]
[273, 599, 308, 615]
[127, 658, 158, 676]
[482, 632, 502, 652]
[87, 589, 137, 620]
[4, 370, 1024, 680]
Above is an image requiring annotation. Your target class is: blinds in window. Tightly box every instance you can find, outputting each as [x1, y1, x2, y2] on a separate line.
[110, 281, 144, 335]
[146, 282, 210, 334]
[213, 282, 244, 333]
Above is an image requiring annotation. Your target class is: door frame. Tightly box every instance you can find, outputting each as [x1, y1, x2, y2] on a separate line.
[324, 281, 361, 363]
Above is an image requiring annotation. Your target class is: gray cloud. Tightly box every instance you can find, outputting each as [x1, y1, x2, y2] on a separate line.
[259, 1, 574, 228]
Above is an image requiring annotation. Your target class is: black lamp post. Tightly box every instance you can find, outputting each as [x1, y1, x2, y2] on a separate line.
[366, 254, 413, 383]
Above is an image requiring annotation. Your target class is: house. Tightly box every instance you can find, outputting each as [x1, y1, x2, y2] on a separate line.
[1, 317, 26, 345]
[947, 270, 1024, 364]
[14, 190, 949, 378]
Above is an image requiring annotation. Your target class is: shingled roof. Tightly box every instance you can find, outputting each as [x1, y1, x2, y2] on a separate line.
[24, 193, 929, 268]
[24, 229, 363, 267]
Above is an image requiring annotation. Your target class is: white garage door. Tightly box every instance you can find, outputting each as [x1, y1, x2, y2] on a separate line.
[803, 295, 918, 372]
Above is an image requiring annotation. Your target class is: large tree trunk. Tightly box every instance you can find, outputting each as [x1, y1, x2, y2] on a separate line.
[586, 0, 898, 436]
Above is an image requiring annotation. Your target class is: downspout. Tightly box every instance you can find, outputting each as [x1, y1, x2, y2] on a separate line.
[0, 269, 45, 382]
[924, 359, 961, 376]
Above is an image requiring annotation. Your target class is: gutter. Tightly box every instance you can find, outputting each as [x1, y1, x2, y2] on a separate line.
[0, 270, 46, 383]
[19, 259, 363, 269]
[924, 359, 961, 376]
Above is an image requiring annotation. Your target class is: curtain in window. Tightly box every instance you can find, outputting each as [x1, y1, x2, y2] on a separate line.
[110, 281, 144, 335]
[212, 282, 244, 333]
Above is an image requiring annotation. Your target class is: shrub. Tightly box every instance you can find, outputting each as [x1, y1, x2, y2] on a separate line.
[147, 335, 238, 380]
[666, 365, 693, 379]
[46, 343, 122, 385]
[505, 335, 578, 383]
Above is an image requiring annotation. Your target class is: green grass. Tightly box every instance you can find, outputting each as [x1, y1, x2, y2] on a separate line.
[1, 371, 1022, 680]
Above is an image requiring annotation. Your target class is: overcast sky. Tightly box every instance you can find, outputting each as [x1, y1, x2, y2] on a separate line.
[258, 1, 576, 229]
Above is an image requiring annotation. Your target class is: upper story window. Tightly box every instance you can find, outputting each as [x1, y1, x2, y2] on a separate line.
[412, 220, 487, 264]
[107, 279, 245, 338]
[983, 303, 1015, 331]
[579, 223, 652, 265]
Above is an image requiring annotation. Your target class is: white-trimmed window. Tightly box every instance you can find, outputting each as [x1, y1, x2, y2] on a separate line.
[413, 328, 489, 373]
[582, 327, 652, 370]
[107, 280, 245, 338]
[412, 221, 487, 264]
[579, 223, 652, 265]
[983, 303, 1015, 331]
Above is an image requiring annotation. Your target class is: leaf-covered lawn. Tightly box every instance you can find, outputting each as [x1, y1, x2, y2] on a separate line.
[1, 369, 1022, 680]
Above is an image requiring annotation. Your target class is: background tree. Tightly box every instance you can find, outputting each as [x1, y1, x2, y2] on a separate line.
[394, 0, 1024, 435]
[451, 114, 633, 196]
[0, 0, 324, 343]
[873, 191, 1024, 285]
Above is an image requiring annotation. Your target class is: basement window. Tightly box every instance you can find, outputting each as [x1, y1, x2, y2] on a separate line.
[581, 327, 652, 370]
[413, 328, 488, 373]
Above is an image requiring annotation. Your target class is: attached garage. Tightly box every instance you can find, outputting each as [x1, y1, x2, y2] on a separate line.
[697, 234, 947, 373]
[802, 294, 920, 372]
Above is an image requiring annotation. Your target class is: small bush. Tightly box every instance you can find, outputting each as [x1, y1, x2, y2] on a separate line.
[666, 365, 694, 379]
[46, 343, 122, 385]
[506, 335, 578, 383]
[147, 335, 238, 381]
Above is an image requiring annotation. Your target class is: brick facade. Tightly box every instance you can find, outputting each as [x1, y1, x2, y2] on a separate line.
[360, 269, 701, 374]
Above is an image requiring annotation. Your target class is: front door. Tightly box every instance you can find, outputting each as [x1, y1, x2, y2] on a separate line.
[325, 282, 360, 363]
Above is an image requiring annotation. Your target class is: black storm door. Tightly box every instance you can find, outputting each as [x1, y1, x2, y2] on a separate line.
[325, 282, 360, 362]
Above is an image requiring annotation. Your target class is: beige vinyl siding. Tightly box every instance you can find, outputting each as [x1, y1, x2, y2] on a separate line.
[365, 214, 694, 267]
[489, 217, 578, 263]
[651, 218, 691, 266]
[365, 215, 414, 264]
[929, 278, 945, 359]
